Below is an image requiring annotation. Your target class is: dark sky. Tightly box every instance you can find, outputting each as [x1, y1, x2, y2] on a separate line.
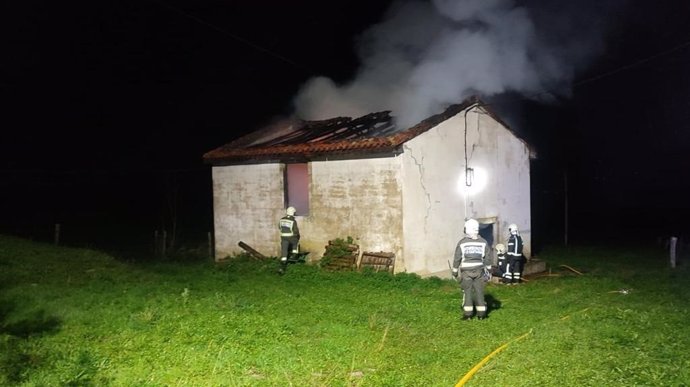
[2, 0, 690, 244]
[2, 1, 392, 169]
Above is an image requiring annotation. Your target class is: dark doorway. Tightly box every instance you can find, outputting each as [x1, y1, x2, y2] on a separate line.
[479, 222, 494, 247]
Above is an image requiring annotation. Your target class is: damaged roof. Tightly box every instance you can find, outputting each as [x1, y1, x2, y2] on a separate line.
[203, 96, 528, 165]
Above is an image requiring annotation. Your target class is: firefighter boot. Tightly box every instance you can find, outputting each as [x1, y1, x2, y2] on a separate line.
[278, 259, 288, 275]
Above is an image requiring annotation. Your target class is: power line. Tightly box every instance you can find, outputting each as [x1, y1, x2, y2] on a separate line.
[148, 0, 313, 74]
[522, 36, 690, 101]
[573, 38, 690, 88]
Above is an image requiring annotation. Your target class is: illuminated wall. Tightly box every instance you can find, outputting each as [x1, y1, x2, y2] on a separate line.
[400, 106, 531, 275]
[211, 105, 531, 274]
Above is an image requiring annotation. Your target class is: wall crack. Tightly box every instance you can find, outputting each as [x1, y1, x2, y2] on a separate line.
[404, 144, 432, 231]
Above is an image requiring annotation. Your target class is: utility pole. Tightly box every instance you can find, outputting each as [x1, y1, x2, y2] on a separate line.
[564, 170, 568, 246]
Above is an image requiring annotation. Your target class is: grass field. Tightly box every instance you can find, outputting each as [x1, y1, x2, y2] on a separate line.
[1, 234, 688, 386]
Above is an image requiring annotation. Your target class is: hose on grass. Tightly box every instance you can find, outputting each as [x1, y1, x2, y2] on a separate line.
[559, 264, 583, 275]
[560, 307, 590, 320]
[454, 307, 593, 385]
[454, 330, 532, 387]
[454, 279, 595, 386]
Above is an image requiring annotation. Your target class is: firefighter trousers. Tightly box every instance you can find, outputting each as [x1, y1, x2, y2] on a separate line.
[460, 268, 487, 317]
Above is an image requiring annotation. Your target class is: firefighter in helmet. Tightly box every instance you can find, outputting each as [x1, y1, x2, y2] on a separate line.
[506, 223, 525, 284]
[278, 206, 300, 275]
[494, 243, 509, 283]
[452, 218, 491, 320]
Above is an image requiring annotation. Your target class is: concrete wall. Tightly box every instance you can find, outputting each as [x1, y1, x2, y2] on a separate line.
[211, 106, 531, 271]
[494, 117, 532, 257]
[302, 157, 403, 264]
[212, 164, 284, 258]
[400, 106, 532, 276]
[401, 112, 472, 275]
[211, 158, 404, 265]
[401, 119, 464, 275]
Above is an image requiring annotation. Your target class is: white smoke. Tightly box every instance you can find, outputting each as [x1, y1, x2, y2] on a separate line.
[293, 0, 623, 128]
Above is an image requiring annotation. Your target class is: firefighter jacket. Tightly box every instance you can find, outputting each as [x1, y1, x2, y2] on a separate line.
[507, 234, 523, 258]
[453, 236, 490, 271]
[496, 252, 507, 271]
[279, 215, 300, 238]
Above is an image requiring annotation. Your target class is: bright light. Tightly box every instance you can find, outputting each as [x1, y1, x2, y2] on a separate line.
[457, 166, 488, 196]
[465, 168, 474, 186]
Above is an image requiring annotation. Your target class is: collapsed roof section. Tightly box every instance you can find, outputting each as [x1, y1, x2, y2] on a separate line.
[203, 96, 530, 165]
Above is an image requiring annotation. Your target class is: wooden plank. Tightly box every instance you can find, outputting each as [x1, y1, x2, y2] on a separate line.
[238, 241, 266, 260]
[361, 251, 395, 258]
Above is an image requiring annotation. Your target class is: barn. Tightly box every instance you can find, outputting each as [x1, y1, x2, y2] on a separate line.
[203, 96, 534, 276]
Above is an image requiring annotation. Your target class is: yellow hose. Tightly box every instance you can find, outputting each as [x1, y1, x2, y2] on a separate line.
[455, 306, 591, 386]
[559, 264, 583, 275]
[455, 331, 531, 386]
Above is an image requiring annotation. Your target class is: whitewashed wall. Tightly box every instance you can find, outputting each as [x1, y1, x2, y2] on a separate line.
[211, 158, 404, 264]
[494, 118, 532, 257]
[212, 164, 284, 259]
[400, 107, 531, 276]
[211, 107, 531, 271]
[401, 113, 471, 275]
[303, 157, 403, 263]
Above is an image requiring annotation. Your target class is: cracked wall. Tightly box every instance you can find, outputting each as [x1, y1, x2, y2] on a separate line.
[401, 107, 531, 275]
[211, 106, 530, 273]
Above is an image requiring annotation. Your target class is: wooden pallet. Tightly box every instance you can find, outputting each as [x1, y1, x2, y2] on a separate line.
[359, 251, 395, 273]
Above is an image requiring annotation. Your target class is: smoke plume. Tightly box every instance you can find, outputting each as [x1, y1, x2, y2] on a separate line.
[293, 0, 625, 128]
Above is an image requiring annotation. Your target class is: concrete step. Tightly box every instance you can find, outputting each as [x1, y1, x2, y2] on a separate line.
[524, 258, 546, 275]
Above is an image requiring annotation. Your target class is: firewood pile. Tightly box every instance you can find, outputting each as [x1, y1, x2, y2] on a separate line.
[321, 239, 359, 271]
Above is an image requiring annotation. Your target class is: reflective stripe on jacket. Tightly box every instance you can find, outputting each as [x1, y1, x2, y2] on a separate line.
[279, 216, 299, 237]
[453, 236, 489, 270]
[507, 234, 523, 257]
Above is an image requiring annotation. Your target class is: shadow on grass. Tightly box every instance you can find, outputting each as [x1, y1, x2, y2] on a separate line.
[0, 300, 62, 338]
[0, 299, 62, 384]
[486, 293, 502, 316]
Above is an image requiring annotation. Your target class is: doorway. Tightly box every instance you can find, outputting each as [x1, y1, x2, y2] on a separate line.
[479, 222, 494, 247]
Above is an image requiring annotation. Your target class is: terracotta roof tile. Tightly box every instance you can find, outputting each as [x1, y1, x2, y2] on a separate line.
[203, 96, 526, 164]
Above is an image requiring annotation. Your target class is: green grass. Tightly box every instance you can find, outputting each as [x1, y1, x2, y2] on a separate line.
[1, 235, 688, 386]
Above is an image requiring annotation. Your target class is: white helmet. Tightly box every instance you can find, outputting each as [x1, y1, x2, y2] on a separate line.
[495, 243, 506, 254]
[508, 224, 519, 235]
[464, 218, 479, 237]
[286, 206, 296, 216]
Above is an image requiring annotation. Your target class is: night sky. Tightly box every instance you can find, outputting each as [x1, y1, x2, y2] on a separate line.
[2, 0, 690, 248]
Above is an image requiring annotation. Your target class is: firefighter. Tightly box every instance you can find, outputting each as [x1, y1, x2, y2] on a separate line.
[494, 243, 509, 283]
[506, 223, 525, 284]
[278, 206, 300, 275]
[452, 218, 491, 320]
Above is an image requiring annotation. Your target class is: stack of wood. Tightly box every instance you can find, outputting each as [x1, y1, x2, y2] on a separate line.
[359, 251, 395, 273]
[321, 239, 359, 271]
